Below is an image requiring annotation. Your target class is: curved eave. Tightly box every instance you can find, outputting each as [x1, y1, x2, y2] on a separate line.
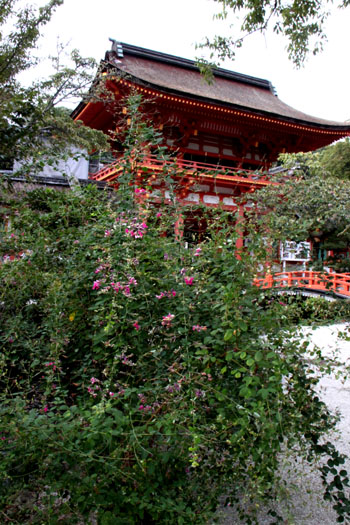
[71, 101, 86, 120]
[71, 100, 109, 131]
[110, 74, 350, 137]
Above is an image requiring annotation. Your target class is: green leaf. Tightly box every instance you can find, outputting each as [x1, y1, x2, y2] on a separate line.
[224, 329, 233, 341]
[254, 351, 263, 362]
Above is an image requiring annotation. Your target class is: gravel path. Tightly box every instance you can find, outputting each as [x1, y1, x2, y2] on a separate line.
[217, 323, 350, 525]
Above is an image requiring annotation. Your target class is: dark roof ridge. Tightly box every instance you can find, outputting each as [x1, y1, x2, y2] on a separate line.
[109, 39, 275, 93]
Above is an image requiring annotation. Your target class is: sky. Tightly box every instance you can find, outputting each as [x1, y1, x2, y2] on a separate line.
[32, 0, 350, 122]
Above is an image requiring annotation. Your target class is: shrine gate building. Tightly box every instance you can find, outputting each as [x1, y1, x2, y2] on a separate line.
[72, 41, 350, 249]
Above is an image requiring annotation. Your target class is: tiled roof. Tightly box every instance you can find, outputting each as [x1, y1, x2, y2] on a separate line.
[104, 41, 349, 130]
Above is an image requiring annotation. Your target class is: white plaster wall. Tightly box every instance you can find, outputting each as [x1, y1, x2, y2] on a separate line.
[13, 148, 89, 180]
[203, 195, 220, 204]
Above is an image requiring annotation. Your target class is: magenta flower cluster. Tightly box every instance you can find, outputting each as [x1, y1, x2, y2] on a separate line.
[125, 222, 147, 239]
[165, 382, 181, 393]
[138, 393, 160, 413]
[135, 187, 146, 195]
[161, 313, 175, 327]
[92, 272, 138, 297]
[87, 376, 126, 399]
[192, 325, 207, 332]
[45, 361, 58, 371]
[88, 377, 101, 397]
[92, 280, 100, 290]
[115, 213, 148, 239]
[156, 289, 176, 299]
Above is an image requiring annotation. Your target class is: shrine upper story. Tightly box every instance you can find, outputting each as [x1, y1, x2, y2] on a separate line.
[72, 40, 350, 173]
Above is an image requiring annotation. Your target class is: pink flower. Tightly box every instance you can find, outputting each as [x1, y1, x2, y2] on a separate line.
[88, 386, 97, 397]
[194, 247, 202, 256]
[133, 321, 140, 331]
[109, 392, 115, 397]
[43, 406, 48, 413]
[90, 377, 99, 384]
[141, 222, 147, 229]
[111, 281, 122, 292]
[135, 188, 146, 194]
[161, 313, 175, 327]
[184, 277, 194, 286]
[92, 280, 100, 290]
[156, 290, 177, 299]
[73, 240, 79, 244]
[139, 404, 152, 412]
[192, 325, 207, 332]
[128, 277, 137, 286]
[105, 229, 111, 237]
[156, 212, 162, 218]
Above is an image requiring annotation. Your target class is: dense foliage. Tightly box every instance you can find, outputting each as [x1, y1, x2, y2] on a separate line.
[1, 152, 350, 523]
[319, 139, 350, 181]
[261, 292, 350, 325]
[278, 141, 350, 182]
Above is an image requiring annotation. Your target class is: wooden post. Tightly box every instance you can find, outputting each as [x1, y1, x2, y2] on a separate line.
[235, 204, 245, 259]
[174, 213, 184, 241]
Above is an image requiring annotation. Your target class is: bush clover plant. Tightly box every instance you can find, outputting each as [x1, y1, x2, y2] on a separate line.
[0, 96, 349, 524]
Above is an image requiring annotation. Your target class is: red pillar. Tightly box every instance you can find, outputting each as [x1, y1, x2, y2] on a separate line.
[174, 214, 184, 241]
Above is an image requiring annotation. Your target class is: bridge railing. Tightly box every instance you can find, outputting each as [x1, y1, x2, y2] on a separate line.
[253, 271, 350, 298]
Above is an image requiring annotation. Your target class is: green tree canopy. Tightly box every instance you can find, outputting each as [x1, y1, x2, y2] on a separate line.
[0, 0, 108, 174]
[276, 139, 350, 181]
[319, 138, 350, 180]
[246, 150, 350, 267]
[202, 0, 350, 67]
[250, 174, 350, 242]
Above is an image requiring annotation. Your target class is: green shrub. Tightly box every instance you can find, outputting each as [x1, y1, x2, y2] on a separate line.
[272, 293, 350, 325]
[0, 183, 349, 524]
[1, 96, 349, 523]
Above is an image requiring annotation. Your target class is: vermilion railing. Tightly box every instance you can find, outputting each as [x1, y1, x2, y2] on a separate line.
[253, 271, 350, 298]
[90, 154, 273, 186]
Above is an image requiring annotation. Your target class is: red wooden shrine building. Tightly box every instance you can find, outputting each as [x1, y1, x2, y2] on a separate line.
[72, 40, 350, 252]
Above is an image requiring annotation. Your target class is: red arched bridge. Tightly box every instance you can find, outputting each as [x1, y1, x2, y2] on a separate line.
[253, 271, 350, 299]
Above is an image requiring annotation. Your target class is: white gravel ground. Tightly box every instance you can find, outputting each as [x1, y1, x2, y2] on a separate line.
[217, 323, 350, 525]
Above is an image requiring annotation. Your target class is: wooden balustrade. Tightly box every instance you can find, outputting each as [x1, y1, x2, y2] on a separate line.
[253, 271, 350, 298]
[90, 154, 274, 186]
